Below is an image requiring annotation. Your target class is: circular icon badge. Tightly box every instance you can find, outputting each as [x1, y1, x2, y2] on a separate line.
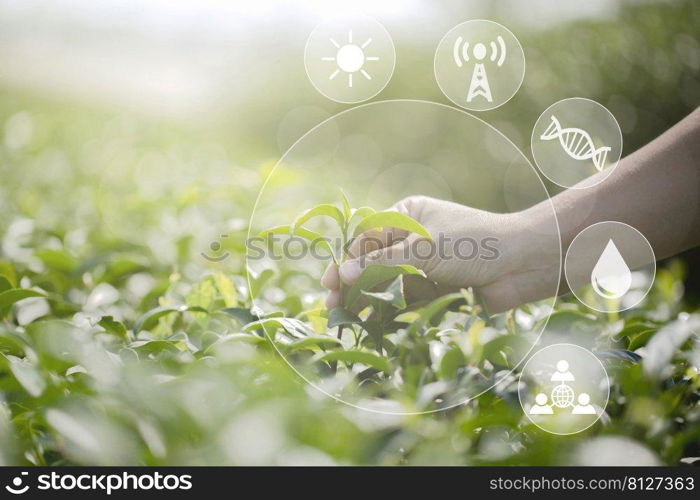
[304, 15, 395, 104]
[434, 20, 525, 111]
[519, 343, 609, 435]
[565, 221, 656, 313]
[532, 98, 622, 189]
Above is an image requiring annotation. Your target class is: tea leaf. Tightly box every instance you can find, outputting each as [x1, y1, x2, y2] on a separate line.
[219, 307, 259, 325]
[597, 348, 642, 363]
[0, 261, 17, 288]
[248, 268, 276, 298]
[258, 225, 335, 258]
[350, 206, 376, 223]
[327, 307, 362, 328]
[361, 274, 407, 310]
[292, 204, 345, 232]
[439, 347, 466, 379]
[7, 355, 46, 397]
[353, 211, 432, 240]
[98, 316, 128, 340]
[134, 305, 208, 333]
[628, 329, 656, 350]
[287, 335, 342, 352]
[0, 289, 46, 318]
[417, 292, 463, 325]
[344, 264, 424, 308]
[35, 249, 78, 273]
[205, 333, 268, 354]
[317, 350, 392, 374]
[643, 316, 700, 378]
[340, 191, 352, 221]
[244, 317, 315, 338]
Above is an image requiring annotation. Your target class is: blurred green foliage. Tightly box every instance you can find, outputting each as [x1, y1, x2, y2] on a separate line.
[0, 0, 698, 465]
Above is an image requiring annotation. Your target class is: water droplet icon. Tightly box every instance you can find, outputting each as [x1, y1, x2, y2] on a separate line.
[591, 239, 632, 299]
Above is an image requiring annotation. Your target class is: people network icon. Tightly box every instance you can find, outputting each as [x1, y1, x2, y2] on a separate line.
[529, 360, 596, 416]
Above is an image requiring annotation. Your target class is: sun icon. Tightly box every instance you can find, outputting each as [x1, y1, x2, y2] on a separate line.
[321, 30, 379, 87]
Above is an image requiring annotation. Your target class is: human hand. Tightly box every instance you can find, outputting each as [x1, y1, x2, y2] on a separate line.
[322, 195, 554, 313]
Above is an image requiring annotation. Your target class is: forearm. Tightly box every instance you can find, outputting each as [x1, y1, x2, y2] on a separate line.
[493, 108, 700, 311]
[539, 107, 700, 259]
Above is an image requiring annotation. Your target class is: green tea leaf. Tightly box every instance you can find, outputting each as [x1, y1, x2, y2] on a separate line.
[345, 264, 424, 308]
[219, 307, 259, 325]
[258, 225, 334, 258]
[327, 307, 362, 328]
[351, 206, 376, 222]
[597, 348, 642, 363]
[244, 317, 314, 338]
[353, 210, 432, 240]
[481, 334, 530, 367]
[0, 277, 12, 294]
[0, 261, 17, 289]
[257, 224, 291, 238]
[318, 350, 392, 374]
[204, 333, 268, 355]
[643, 316, 700, 379]
[418, 292, 464, 325]
[248, 268, 275, 298]
[361, 274, 407, 310]
[0, 289, 46, 318]
[134, 305, 208, 333]
[616, 322, 657, 338]
[628, 329, 656, 351]
[340, 191, 352, 221]
[6, 355, 46, 397]
[439, 346, 466, 379]
[291, 204, 345, 232]
[0, 331, 25, 357]
[100, 258, 146, 283]
[98, 316, 128, 340]
[35, 249, 78, 273]
[286, 335, 342, 352]
[129, 340, 182, 354]
[214, 272, 238, 307]
[186, 276, 218, 311]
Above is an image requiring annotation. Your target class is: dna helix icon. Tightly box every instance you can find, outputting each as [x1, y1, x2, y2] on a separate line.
[540, 115, 611, 171]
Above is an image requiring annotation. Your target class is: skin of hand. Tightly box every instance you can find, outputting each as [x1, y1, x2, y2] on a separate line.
[321, 195, 540, 313]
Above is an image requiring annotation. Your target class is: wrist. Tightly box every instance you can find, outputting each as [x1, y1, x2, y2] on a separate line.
[483, 207, 562, 308]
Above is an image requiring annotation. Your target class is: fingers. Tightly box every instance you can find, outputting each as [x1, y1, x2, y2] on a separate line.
[338, 258, 363, 284]
[339, 236, 425, 286]
[325, 289, 341, 310]
[321, 263, 339, 290]
[322, 263, 341, 310]
[344, 197, 421, 260]
[344, 226, 407, 261]
[321, 196, 430, 309]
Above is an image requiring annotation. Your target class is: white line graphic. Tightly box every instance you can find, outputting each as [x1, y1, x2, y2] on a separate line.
[540, 115, 611, 171]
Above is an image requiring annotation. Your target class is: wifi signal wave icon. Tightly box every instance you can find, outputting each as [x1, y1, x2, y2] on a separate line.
[452, 36, 506, 68]
[540, 115, 611, 171]
[452, 36, 506, 103]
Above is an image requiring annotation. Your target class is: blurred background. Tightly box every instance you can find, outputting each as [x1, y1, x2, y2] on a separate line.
[1, 0, 698, 298]
[0, 0, 699, 465]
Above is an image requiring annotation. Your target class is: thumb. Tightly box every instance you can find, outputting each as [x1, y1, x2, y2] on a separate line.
[338, 237, 425, 285]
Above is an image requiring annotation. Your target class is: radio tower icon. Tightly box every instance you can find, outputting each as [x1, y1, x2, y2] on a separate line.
[468, 63, 491, 102]
[453, 36, 507, 103]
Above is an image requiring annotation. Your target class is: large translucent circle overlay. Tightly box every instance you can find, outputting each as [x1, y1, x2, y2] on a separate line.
[248, 100, 561, 414]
